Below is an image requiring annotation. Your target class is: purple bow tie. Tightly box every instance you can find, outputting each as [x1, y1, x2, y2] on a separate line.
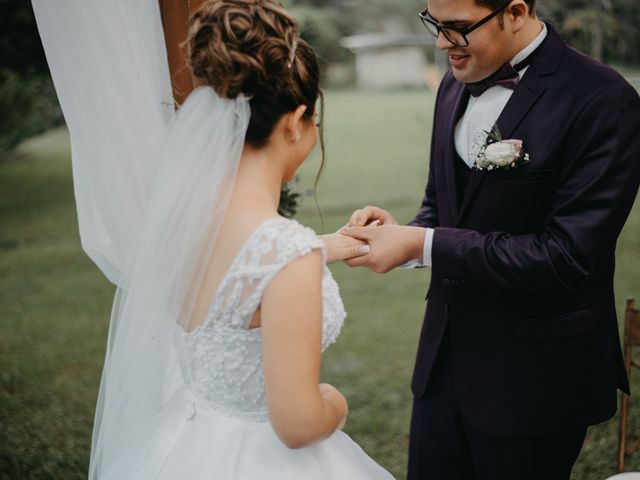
[465, 62, 521, 97]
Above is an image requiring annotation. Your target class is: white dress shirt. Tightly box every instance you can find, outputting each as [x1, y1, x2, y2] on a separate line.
[454, 23, 547, 166]
[413, 23, 547, 267]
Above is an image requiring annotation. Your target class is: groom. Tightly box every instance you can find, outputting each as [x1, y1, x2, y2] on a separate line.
[340, 0, 640, 478]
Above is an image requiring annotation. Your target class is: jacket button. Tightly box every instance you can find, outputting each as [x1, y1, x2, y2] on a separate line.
[442, 279, 451, 285]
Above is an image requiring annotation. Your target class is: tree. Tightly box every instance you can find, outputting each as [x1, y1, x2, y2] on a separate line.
[0, 0, 63, 157]
[536, 0, 638, 64]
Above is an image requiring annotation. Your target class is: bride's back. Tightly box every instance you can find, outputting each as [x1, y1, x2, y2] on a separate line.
[174, 214, 337, 421]
[187, 202, 280, 332]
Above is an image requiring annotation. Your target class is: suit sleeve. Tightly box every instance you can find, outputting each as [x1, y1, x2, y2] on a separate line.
[431, 84, 640, 292]
[408, 82, 444, 230]
[408, 153, 439, 229]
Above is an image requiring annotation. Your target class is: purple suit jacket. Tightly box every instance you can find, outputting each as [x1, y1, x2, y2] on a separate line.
[409, 23, 640, 437]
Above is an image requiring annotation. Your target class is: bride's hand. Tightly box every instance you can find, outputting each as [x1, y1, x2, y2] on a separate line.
[319, 383, 349, 430]
[349, 205, 398, 227]
[319, 232, 370, 264]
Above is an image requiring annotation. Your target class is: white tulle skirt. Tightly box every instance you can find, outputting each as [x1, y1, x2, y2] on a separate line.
[102, 388, 395, 480]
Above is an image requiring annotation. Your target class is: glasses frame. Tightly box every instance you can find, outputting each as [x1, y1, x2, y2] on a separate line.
[418, 1, 512, 47]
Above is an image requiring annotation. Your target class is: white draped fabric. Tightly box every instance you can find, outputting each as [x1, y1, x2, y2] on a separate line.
[32, 0, 175, 285]
[32, 3, 252, 479]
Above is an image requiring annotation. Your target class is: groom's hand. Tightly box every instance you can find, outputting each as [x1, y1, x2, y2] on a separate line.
[341, 224, 425, 273]
[348, 206, 398, 227]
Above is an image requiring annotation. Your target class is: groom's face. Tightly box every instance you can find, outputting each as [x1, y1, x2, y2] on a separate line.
[427, 0, 515, 83]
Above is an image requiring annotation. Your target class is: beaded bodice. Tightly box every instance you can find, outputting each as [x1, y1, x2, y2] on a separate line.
[174, 217, 346, 421]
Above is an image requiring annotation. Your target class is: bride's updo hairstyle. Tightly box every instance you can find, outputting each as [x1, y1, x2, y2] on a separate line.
[186, 0, 322, 149]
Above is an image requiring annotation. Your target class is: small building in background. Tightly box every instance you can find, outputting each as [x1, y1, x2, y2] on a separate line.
[340, 32, 444, 90]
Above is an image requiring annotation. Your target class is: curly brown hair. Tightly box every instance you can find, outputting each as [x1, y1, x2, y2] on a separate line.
[186, 0, 322, 149]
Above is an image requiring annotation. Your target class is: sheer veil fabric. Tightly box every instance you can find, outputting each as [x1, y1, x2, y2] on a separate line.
[89, 89, 250, 478]
[32, 2, 251, 478]
[32, 0, 175, 284]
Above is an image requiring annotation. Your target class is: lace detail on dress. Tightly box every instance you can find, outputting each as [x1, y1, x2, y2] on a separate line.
[174, 217, 346, 421]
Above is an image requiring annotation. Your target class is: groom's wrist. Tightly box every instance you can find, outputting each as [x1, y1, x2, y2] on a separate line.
[406, 226, 426, 263]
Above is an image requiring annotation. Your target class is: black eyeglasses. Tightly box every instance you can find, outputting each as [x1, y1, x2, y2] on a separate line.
[419, 1, 512, 47]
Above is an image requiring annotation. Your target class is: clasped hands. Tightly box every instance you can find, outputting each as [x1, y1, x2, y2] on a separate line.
[320, 206, 425, 273]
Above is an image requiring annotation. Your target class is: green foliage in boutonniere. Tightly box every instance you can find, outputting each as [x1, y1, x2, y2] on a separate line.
[484, 123, 503, 144]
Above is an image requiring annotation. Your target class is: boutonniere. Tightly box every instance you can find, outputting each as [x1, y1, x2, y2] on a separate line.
[472, 124, 530, 171]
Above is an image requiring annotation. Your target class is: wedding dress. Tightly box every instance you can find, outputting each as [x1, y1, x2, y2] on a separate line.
[102, 217, 394, 479]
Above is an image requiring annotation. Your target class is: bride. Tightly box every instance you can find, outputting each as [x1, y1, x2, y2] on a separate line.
[34, 0, 394, 478]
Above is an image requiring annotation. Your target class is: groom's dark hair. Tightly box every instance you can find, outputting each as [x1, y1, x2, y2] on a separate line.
[475, 0, 536, 16]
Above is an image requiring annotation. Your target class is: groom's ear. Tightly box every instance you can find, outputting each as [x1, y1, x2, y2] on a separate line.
[506, 1, 531, 32]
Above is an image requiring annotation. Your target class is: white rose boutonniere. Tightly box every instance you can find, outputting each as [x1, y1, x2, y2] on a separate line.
[473, 124, 530, 171]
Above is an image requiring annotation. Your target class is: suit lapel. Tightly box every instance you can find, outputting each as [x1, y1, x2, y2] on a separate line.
[442, 83, 469, 222]
[455, 58, 548, 226]
[495, 69, 546, 140]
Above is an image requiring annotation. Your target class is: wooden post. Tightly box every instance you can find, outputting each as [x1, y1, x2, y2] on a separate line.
[159, 0, 208, 106]
[619, 297, 638, 472]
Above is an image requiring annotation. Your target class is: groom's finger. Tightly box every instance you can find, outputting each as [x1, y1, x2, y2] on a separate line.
[349, 206, 381, 226]
[348, 209, 362, 226]
[344, 254, 370, 268]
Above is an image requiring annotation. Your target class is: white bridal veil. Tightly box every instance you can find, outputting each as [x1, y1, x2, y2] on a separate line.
[31, 1, 251, 478]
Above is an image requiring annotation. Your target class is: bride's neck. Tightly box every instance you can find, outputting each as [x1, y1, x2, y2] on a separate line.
[231, 147, 285, 215]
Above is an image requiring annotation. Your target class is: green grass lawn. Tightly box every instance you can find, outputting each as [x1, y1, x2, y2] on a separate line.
[1, 89, 639, 479]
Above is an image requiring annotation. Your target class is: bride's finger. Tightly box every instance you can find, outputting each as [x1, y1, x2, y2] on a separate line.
[353, 244, 370, 256]
[337, 414, 347, 430]
[333, 244, 369, 264]
[340, 226, 374, 241]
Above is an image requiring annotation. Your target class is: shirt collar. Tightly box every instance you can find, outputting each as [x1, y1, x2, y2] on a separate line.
[510, 22, 547, 67]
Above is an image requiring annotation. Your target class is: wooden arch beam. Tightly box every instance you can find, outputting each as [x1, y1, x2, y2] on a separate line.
[159, 0, 207, 105]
